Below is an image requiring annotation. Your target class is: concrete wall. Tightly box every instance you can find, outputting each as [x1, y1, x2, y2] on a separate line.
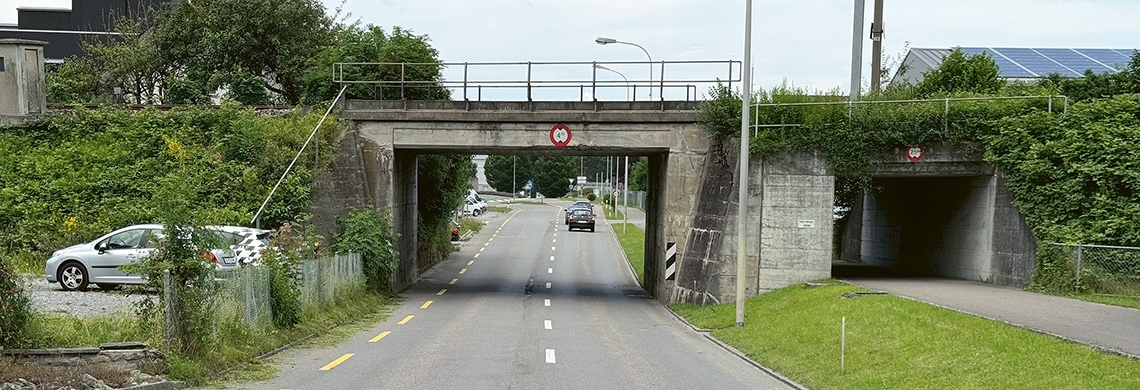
[673, 146, 834, 304]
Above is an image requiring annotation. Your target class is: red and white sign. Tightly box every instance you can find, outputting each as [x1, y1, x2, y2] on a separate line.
[549, 123, 572, 148]
[906, 146, 924, 162]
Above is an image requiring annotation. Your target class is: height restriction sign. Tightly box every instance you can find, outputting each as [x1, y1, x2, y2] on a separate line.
[549, 124, 571, 148]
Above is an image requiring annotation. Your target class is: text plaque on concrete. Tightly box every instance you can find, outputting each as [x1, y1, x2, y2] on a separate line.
[797, 220, 816, 229]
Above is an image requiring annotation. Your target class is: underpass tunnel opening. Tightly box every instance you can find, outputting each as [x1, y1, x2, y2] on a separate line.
[396, 149, 669, 295]
[835, 175, 1000, 281]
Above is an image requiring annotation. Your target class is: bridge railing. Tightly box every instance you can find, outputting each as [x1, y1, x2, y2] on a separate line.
[332, 60, 741, 102]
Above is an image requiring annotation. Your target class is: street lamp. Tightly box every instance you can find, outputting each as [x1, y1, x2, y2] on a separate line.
[594, 64, 631, 101]
[595, 37, 654, 101]
[736, 0, 754, 329]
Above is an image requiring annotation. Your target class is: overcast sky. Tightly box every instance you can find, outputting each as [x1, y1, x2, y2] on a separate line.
[4, 0, 1139, 100]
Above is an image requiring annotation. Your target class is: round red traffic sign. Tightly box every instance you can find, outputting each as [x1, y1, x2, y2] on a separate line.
[906, 146, 924, 162]
[549, 123, 571, 148]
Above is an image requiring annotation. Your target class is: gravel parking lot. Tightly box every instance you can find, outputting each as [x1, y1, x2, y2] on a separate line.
[24, 276, 149, 318]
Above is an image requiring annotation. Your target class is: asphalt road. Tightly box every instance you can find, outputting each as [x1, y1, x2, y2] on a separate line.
[237, 203, 792, 389]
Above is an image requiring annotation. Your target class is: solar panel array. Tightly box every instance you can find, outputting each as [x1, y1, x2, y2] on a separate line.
[958, 47, 1136, 78]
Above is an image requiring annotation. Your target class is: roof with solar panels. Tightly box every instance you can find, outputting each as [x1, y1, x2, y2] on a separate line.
[890, 47, 1138, 86]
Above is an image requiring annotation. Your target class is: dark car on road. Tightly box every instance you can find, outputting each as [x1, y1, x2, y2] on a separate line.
[565, 201, 593, 225]
[568, 209, 596, 232]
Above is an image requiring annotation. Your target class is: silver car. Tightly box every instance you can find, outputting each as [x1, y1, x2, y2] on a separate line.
[45, 224, 241, 291]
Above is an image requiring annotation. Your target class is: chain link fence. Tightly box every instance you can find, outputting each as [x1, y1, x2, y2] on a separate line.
[1051, 243, 1140, 297]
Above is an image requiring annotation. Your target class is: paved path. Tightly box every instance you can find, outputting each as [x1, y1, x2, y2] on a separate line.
[846, 277, 1140, 358]
[237, 204, 793, 389]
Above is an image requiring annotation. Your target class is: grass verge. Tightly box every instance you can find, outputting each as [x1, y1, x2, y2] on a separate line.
[487, 205, 511, 213]
[610, 223, 644, 286]
[1067, 293, 1140, 310]
[22, 285, 395, 384]
[671, 280, 1140, 390]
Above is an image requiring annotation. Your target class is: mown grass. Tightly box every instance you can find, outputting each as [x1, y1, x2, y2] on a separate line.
[23, 285, 395, 384]
[610, 223, 644, 285]
[603, 206, 625, 220]
[487, 205, 511, 213]
[671, 280, 1140, 390]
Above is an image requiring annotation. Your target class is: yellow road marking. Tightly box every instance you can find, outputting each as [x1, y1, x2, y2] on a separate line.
[319, 354, 354, 371]
[437, 288, 447, 295]
[489, 238, 494, 242]
[459, 268, 467, 274]
[468, 260, 474, 265]
[450, 278, 458, 285]
[480, 247, 485, 252]
[369, 331, 391, 343]
[398, 315, 414, 325]
[421, 300, 433, 309]
[484, 242, 490, 246]
[474, 253, 480, 258]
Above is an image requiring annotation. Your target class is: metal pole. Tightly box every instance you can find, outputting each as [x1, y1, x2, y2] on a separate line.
[869, 0, 885, 93]
[850, 0, 866, 101]
[623, 156, 629, 234]
[736, 0, 754, 328]
[513, 156, 517, 199]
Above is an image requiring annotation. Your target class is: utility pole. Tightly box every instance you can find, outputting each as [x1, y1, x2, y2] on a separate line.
[736, 0, 753, 329]
[869, 0, 885, 93]
[850, 0, 866, 101]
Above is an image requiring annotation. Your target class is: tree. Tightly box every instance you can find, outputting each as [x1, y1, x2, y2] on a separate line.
[299, 25, 449, 104]
[629, 157, 648, 191]
[532, 156, 577, 199]
[484, 155, 533, 194]
[148, 0, 334, 104]
[47, 11, 169, 104]
[915, 49, 1005, 97]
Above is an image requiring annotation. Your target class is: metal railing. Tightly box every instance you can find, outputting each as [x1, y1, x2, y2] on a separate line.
[332, 60, 741, 102]
[1051, 243, 1140, 297]
[211, 252, 365, 328]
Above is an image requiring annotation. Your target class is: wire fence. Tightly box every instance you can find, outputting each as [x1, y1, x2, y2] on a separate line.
[175, 253, 365, 332]
[1051, 243, 1140, 297]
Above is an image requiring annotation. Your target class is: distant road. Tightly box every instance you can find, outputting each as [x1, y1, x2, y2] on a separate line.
[238, 203, 793, 389]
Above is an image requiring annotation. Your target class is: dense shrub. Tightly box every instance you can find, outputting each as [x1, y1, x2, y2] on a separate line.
[0, 258, 32, 348]
[333, 208, 399, 294]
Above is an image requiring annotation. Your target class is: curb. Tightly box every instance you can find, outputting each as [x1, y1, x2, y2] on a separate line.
[121, 381, 186, 390]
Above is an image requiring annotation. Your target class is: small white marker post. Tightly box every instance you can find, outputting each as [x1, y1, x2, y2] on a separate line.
[841, 317, 846, 371]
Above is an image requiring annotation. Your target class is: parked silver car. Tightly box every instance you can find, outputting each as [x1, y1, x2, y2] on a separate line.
[44, 224, 247, 291]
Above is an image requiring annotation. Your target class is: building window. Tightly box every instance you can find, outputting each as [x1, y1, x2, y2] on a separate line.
[0, 57, 5, 71]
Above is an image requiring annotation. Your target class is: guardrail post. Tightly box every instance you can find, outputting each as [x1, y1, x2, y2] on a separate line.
[527, 62, 533, 103]
[463, 62, 469, 101]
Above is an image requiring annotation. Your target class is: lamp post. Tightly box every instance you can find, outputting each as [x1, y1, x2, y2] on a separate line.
[595, 37, 654, 101]
[736, 0, 754, 329]
[594, 64, 631, 101]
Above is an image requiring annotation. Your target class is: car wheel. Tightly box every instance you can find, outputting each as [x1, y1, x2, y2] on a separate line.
[97, 283, 120, 291]
[590, 227, 595, 232]
[58, 262, 89, 291]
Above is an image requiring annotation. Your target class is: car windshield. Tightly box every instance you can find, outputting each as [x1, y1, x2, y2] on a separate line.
[573, 210, 592, 217]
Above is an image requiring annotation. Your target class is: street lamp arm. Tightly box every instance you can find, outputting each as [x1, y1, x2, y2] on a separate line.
[615, 41, 655, 101]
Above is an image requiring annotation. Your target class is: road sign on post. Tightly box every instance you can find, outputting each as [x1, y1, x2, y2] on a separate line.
[549, 124, 571, 147]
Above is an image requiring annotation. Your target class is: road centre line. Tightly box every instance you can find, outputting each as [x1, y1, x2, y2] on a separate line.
[449, 278, 458, 285]
[421, 301, 433, 309]
[550, 255, 554, 261]
[468, 260, 474, 265]
[552, 239, 556, 243]
[484, 242, 489, 247]
[319, 354, 354, 371]
[552, 247, 556, 251]
[489, 237, 494, 242]
[474, 253, 480, 258]
[398, 315, 414, 325]
[460, 268, 467, 274]
[548, 268, 553, 274]
[546, 349, 556, 364]
[546, 282, 551, 289]
[437, 289, 447, 295]
[480, 248, 485, 252]
[544, 299, 550, 307]
[544, 320, 552, 330]
[369, 331, 391, 343]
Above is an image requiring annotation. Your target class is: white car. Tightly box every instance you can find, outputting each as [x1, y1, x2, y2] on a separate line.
[44, 224, 262, 291]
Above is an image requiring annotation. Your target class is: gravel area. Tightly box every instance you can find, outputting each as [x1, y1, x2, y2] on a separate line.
[24, 276, 150, 318]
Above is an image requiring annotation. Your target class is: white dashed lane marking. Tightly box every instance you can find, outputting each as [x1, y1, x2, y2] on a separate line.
[546, 349, 556, 364]
[544, 299, 551, 307]
[544, 320, 552, 330]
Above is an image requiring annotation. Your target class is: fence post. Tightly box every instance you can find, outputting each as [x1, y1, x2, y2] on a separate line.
[163, 269, 173, 351]
[1075, 244, 1083, 282]
[244, 268, 254, 327]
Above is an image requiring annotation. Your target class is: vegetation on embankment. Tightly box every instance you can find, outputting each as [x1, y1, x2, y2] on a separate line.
[0, 105, 338, 274]
[672, 280, 1140, 390]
